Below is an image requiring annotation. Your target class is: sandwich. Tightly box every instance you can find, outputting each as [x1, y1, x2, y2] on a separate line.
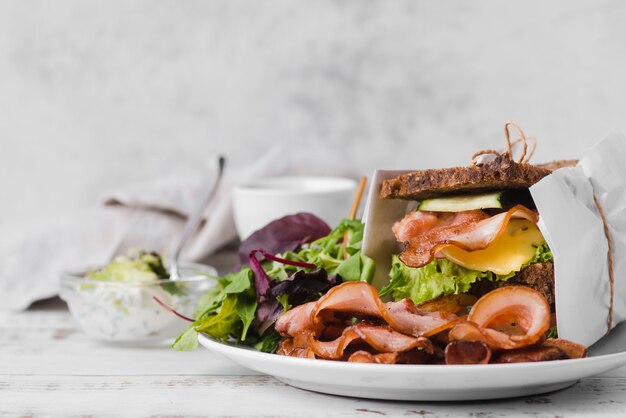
[275, 152, 589, 364]
[378, 152, 577, 311]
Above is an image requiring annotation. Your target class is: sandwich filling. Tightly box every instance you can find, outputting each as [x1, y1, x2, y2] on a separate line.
[380, 193, 553, 305]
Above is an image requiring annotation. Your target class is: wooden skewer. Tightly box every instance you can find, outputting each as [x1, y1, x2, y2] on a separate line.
[348, 176, 368, 221]
[343, 176, 368, 259]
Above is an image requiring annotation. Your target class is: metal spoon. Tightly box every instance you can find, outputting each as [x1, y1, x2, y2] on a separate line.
[169, 155, 226, 280]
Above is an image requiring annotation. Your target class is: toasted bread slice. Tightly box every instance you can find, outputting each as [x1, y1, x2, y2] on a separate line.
[469, 262, 555, 305]
[381, 154, 574, 201]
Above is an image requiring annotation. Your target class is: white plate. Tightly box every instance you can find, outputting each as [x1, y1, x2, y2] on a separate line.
[198, 322, 626, 401]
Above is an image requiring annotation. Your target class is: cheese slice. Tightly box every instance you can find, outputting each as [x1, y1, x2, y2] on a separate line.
[437, 219, 545, 275]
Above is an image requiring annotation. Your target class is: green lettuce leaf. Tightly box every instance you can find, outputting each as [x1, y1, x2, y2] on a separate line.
[276, 294, 291, 313]
[192, 285, 224, 318]
[380, 255, 488, 304]
[223, 269, 253, 294]
[176, 217, 374, 352]
[380, 244, 553, 304]
[528, 243, 553, 264]
[172, 324, 199, 351]
[195, 294, 241, 340]
[253, 332, 282, 353]
[193, 268, 254, 318]
[235, 295, 257, 341]
[260, 218, 375, 284]
[546, 326, 558, 339]
[294, 218, 375, 283]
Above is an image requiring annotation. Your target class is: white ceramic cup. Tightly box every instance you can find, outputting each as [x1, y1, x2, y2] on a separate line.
[232, 176, 358, 240]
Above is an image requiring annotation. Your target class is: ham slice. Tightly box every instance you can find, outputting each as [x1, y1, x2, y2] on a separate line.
[276, 331, 316, 358]
[277, 321, 434, 362]
[275, 302, 320, 337]
[394, 205, 538, 268]
[384, 299, 459, 337]
[347, 350, 433, 364]
[416, 294, 478, 315]
[308, 322, 433, 360]
[392, 210, 488, 243]
[444, 341, 491, 364]
[542, 338, 588, 359]
[448, 286, 550, 350]
[275, 282, 584, 364]
[296, 282, 459, 338]
[348, 351, 399, 364]
[492, 345, 565, 363]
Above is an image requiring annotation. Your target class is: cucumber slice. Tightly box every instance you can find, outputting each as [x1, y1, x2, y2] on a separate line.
[416, 190, 535, 212]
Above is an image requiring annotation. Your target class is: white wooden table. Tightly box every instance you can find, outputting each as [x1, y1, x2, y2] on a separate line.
[3, 244, 626, 418]
[2, 299, 626, 418]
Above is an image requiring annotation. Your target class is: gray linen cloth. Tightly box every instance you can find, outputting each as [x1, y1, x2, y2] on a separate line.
[1, 144, 357, 311]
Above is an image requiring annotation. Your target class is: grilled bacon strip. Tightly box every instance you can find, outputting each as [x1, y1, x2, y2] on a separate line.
[275, 282, 585, 364]
[393, 205, 538, 268]
[445, 341, 491, 364]
[308, 322, 433, 360]
[274, 301, 320, 337]
[313, 282, 457, 337]
[275, 282, 457, 339]
[347, 350, 433, 364]
[492, 345, 566, 363]
[542, 338, 588, 359]
[449, 286, 550, 350]
[348, 351, 399, 364]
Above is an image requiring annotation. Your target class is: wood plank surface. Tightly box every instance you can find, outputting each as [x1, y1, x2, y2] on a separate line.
[0, 306, 254, 377]
[3, 300, 626, 417]
[3, 375, 626, 418]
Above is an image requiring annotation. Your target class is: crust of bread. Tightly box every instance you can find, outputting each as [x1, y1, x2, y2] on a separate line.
[380, 154, 570, 201]
[469, 262, 555, 306]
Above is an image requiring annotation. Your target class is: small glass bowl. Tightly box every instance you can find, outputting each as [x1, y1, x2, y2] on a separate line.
[60, 263, 216, 344]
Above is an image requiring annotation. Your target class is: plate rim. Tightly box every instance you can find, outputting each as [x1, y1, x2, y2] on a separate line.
[198, 333, 626, 400]
[198, 332, 626, 373]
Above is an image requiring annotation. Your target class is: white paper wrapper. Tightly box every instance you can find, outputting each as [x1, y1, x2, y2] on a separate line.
[531, 130, 626, 346]
[362, 170, 415, 290]
[362, 130, 626, 348]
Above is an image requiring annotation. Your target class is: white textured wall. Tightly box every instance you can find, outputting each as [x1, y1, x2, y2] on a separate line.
[2, 0, 626, 228]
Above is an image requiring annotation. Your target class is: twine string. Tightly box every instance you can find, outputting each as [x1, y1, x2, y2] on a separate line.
[509, 136, 537, 164]
[470, 149, 501, 165]
[503, 121, 528, 163]
[471, 121, 533, 165]
[593, 194, 615, 335]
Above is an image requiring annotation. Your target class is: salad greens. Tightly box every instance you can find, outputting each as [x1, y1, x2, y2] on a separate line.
[281, 219, 375, 282]
[237, 212, 331, 265]
[172, 214, 375, 352]
[546, 325, 558, 339]
[380, 244, 553, 304]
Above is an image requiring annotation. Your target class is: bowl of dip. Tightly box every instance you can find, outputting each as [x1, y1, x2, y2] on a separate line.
[60, 251, 216, 344]
[233, 176, 358, 240]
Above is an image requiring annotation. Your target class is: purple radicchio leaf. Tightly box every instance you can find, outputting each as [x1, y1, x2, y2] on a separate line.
[270, 269, 340, 306]
[257, 249, 316, 269]
[247, 248, 316, 304]
[248, 250, 271, 303]
[255, 300, 284, 335]
[254, 269, 341, 335]
[238, 213, 331, 265]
